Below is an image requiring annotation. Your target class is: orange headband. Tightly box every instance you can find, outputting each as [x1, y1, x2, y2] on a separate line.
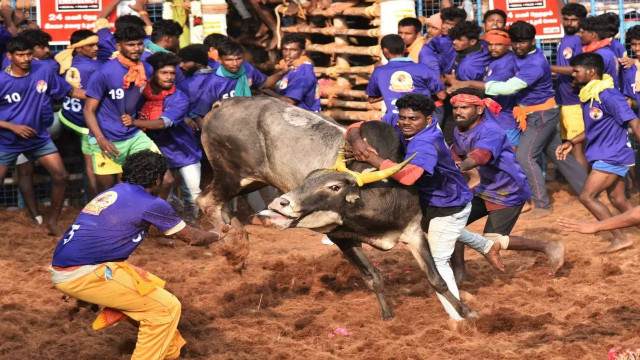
[485, 29, 511, 45]
[450, 94, 502, 115]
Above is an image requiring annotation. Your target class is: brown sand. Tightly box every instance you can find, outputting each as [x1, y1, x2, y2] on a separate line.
[2, 183, 640, 359]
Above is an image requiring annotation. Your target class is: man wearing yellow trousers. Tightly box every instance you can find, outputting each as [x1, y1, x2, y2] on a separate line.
[50, 150, 229, 359]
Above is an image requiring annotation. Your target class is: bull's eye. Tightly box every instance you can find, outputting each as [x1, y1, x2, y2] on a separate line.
[329, 185, 341, 192]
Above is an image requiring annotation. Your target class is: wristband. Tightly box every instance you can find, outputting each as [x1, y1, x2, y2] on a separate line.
[138, 10, 148, 15]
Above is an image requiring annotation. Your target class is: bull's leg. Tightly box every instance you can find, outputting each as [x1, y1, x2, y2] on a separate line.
[331, 237, 394, 320]
[405, 233, 478, 320]
[196, 183, 228, 227]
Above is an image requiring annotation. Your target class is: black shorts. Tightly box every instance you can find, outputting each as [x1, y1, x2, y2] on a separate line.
[467, 196, 523, 235]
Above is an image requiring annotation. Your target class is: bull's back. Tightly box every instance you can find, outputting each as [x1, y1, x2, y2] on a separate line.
[202, 97, 345, 192]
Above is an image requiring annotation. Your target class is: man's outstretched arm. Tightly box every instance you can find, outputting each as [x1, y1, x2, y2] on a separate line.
[558, 206, 640, 234]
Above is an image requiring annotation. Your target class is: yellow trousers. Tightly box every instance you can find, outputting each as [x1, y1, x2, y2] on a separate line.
[54, 264, 186, 360]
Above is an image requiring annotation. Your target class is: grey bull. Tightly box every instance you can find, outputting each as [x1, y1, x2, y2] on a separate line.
[197, 96, 476, 320]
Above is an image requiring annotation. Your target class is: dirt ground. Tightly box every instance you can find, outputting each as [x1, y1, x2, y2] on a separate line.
[2, 183, 640, 360]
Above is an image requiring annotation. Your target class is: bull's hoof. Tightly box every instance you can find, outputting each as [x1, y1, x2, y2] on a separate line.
[462, 308, 479, 320]
[381, 309, 395, 321]
[247, 214, 272, 227]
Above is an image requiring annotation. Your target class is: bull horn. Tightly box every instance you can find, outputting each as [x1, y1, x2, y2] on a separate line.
[355, 153, 417, 186]
[332, 145, 417, 187]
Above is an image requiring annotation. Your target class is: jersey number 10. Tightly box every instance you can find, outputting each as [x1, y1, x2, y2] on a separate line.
[4, 93, 21, 103]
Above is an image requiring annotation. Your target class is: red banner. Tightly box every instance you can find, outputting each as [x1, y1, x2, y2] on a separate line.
[490, 0, 564, 39]
[36, 0, 118, 45]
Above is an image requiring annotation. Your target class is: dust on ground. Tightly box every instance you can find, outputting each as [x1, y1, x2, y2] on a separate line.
[2, 183, 640, 359]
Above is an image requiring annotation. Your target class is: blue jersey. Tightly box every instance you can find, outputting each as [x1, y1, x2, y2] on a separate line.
[85, 58, 154, 141]
[514, 48, 555, 106]
[452, 119, 530, 206]
[483, 53, 518, 130]
[208, 59, 220, 70]
[145, 89, 202, 168]
[191, 62, 266, 117]
[277, 62, 320, 112]
[96, 28, 117, 62]
[0, 61, 71, 152]
[417, 45, 441, 74]
[60, 55, 101, 128]
[426, 35, 456, 74]
[52, 183, 185, 267]
[592, 46, 619, 89]
[555, 35, 582, 106]
[366, 59, 444, 120]
[384, 115, 472, 208]
[177, 68, 213, 117]
[581, 88, 636, 166]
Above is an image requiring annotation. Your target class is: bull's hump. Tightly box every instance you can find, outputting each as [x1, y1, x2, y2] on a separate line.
[282, 106, 345, 134]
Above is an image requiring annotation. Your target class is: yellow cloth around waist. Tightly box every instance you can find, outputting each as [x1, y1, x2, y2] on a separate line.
[512, 97, 557, 131]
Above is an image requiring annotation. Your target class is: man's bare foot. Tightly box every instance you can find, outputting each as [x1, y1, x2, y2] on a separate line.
[521, 207, 551, 220]
[255, 23, 269, 38]
[603, 238, 633, 253]
[484, 241, 505, 272]
[544, 242, 565, 275]
[46, 221, 62, 236]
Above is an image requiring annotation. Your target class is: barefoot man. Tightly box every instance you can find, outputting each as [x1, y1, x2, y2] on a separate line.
[448, 88, 565, 278]
[50, 150, 244, 360]
[556, 52, 640, 252]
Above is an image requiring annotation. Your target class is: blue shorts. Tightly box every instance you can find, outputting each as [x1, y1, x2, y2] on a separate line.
[591, 160, 631, 177]
[0, 141, 58, 165]
[504, 129, 522, 147]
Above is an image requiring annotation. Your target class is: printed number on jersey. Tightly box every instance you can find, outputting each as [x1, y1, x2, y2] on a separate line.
[4, 93, 21, 103]
[63, 97, 82, 112]
[109, 89, 125, 100]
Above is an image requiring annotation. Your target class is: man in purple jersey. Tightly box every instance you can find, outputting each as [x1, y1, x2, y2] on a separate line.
[84, 25, 166, 195]
[121, 52, 202, 220]
[397, 17, 440, 75]
[177, 44, 212, 132]
[449, 88, 565, 280]
[482, 9, 506, 33]
[366, 34, 446, 122]
[0, 37, 85, 235]
[51, 150, 243, 360]
[448, 21, 588, 219]
[557, 53, 640, 253]
[426, 7, 467, 75]
[550, 3, 588, 170]
[57, 30, 101, 201]
[262, 33, 321, 112]
[448, 21, 491, 82]
[94, 0, 152, 63]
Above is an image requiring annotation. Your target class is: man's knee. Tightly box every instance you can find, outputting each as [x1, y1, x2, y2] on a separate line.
[578, 190, 595, 205]
[51, 169, 69, 184]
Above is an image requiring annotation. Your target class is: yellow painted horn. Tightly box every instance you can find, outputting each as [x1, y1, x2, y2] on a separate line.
[332, 144, 417, 187]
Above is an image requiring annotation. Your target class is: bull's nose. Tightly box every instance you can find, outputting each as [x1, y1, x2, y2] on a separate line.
[268, 197, 289, 211]
[279, 198, 290, 207]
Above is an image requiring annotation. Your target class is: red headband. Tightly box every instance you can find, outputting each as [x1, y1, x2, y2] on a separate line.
[450, 94, 502, 115]
[485, 29, 511, 46]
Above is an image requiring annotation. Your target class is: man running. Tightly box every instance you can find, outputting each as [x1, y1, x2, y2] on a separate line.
[556, 52, 640, 252]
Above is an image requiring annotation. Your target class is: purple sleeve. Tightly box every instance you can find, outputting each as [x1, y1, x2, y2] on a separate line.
[47, 67, 73, 100]
[418, 47, 441, 74]
[365, 68, 381, 97]
[456, 61, 485, 81]
[470, 127, 503, 161]
[251, 67, 267, 89]
[97, 28, 116, 62]
[603, 90, 637, 125]
[142, 198, 184, 232]
[85, 70, 106, 100]
[161, 91, 189, 124]
[406, 137, 437, 175]
[0, 24, 11, 54]
[420, 72, 444, 95]
[622, 67, 636, 99]
[191, 82, 215, 117]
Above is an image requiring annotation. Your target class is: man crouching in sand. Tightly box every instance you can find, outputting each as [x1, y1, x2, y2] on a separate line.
[50, 150, 248, 359]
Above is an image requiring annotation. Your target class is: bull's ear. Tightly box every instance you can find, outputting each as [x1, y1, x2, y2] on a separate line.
[345, 188, 360, 204]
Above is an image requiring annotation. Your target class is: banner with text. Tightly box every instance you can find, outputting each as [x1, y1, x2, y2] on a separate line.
[37, 0, 118, 45]
[489, 0, 563, 39]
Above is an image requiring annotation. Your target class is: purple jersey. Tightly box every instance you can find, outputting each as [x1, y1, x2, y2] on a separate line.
[454, 46, 491, 81]
[514, 48, 555, 106]
[0, 24, 12, 56]
[366, 59, 444, 119]
[581, 88, 636, 166]
[177, 68, 213, 117]
[208, 59, 220, 70]
[483, 53, 518, 130]
[276, 62, 320, 112]
[96, 28, 116, 62]
[85, 58, 154, 141]
[426, 35, 456, 74]
[417, 45, 441, 74]
[610, 38, 627, 58]
[0, 61, 71, 152]
[384, 115, 472, 208]
[555, 35, 582, 106]
[192, 62, 267, 117]
[60, 55, 101, 128]
[52, 183, 185, 267]
[622, 64, 640, 117]
[452, 119, 530, 206]
[592, 46, 620, 89]
[145, 89, 202, 168]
